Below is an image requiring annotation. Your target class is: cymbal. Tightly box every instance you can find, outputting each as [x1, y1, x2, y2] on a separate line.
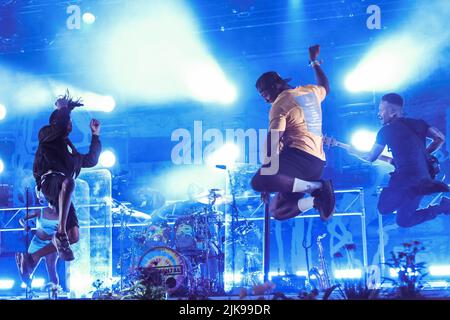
[152, 200, 205, 219]
[193, 189, 232, 205]
[111, 204, 153, 220]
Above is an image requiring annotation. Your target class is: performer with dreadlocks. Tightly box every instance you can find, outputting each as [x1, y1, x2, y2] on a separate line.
[16, 91, 102, 282]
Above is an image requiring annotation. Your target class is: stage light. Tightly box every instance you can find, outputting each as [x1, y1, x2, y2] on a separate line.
[429, 265, 450, 277]
[0, 159, 4, 174]
[290, 0, 302, 9]
[351, 130, 377, 152]
[186, 61, 238, 105]
[99, 150, 116, 168]
[334, 269, 362, 279]
[295, 270, 308, 277]
[51, 86, 116, 113]
[0, 104, 6, 120]
[426, 281, 449, 288]
[345, 2, 450, 92]
[0, 68, 115, 114]
[82, 12, 96, 25]
[0, 279, 14, 290]
[268, 271, 286, 280]
[389, 268, 419, 277]
[82, 95, 115, 113]
[390, 268, 399, 277]
[99, 1, 238, 106]
[20, 278, 45, 288]
[206, 143, 239, 168]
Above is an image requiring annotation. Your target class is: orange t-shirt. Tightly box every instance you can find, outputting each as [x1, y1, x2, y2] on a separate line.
[268, 85, 327, 161]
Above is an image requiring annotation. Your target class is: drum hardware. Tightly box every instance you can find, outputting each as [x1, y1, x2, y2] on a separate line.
[192, 188, 231, 206]
[130, 165, 264, 296]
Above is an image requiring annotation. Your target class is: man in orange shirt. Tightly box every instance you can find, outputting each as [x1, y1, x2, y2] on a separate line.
[251, 45, 335, 221]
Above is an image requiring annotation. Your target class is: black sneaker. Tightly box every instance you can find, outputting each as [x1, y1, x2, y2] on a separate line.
[312, 179, 336, 221]
[52, 232, 75, 261]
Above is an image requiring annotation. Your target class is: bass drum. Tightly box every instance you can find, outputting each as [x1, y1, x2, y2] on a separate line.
[138, 246, 192, 295]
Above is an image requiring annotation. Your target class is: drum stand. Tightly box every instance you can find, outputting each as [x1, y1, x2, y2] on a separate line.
[114, 201, 134, 291]
[24, 187, 33, 300]
[200, 191, 225, 295]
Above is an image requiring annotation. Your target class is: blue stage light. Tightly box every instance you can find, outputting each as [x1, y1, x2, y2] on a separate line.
[0, 279, 14, 290]
[345, 2, 450, 92]
[334, 269, 363, 279]
[351, 130, 377, 152]
[99, 150, 116, 168]
[290, 0, 302, 9]
[206, 143, 240, 168]
[98, 1, 238, 106]
[82, 12, 96, 25]
[0, 159, 4, 174]
[20, 278, 45, 288]
[0, 104, 6, 120]
[429, 265, 450, 277]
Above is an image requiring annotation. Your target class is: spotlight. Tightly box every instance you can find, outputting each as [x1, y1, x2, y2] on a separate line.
[334, 269, 362, 279]
[0, 279, 14, 290]
[99, 150, 116, 168]
[429, 265, 450, 277]
[345, 1, 450, 93]
[102, 96, 116, 112]
[82, 12, 96, 25]
[186, 61, 237, 105]
[206, 143, 239, 168]
[0, 104, 6, 120]
[21, 278, 45, 288]
[351, 130, 377, 152]
[0, 159, 4, 174]
[290, 0, 302, 9]
[78, 93, 115, 113]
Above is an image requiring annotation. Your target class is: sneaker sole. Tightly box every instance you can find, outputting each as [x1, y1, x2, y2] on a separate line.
[319, 180, 336, 221]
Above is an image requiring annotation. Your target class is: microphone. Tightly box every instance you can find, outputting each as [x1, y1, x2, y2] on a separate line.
[215, 165, 227, 170]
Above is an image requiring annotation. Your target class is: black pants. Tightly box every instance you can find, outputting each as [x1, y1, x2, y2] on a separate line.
[251, 147, 325, 201]
[378, 172, 440, 228]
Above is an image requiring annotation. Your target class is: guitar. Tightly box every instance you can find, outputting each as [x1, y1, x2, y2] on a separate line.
[323, 135, 394, 165]
[323, 135, 441, 179]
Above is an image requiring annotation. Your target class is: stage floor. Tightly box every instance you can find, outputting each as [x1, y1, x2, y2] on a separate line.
[2, 288, 450, 300]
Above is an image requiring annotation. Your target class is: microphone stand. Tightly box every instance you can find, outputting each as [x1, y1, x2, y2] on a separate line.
[226, 168, 239, 290]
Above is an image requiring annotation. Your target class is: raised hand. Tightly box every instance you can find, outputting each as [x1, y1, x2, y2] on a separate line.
[90, 119, 101, 135]
[309, 44, 321, 61]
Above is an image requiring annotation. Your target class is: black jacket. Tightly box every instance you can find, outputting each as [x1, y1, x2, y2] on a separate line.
[33, 108, 102, 190]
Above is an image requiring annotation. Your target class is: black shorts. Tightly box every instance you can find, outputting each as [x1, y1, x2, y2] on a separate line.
[258, 147, 325, 181]
[260, 147, 325, 201]
[41, 174, 79, 230]
[264, 147, 325, 180]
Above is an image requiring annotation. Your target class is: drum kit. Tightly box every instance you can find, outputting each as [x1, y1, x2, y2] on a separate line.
[114, 164, 264, 296]
[129, 189, 229, 296]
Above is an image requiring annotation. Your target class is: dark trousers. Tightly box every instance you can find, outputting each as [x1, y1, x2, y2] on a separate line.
[377, 172, 441, 228]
